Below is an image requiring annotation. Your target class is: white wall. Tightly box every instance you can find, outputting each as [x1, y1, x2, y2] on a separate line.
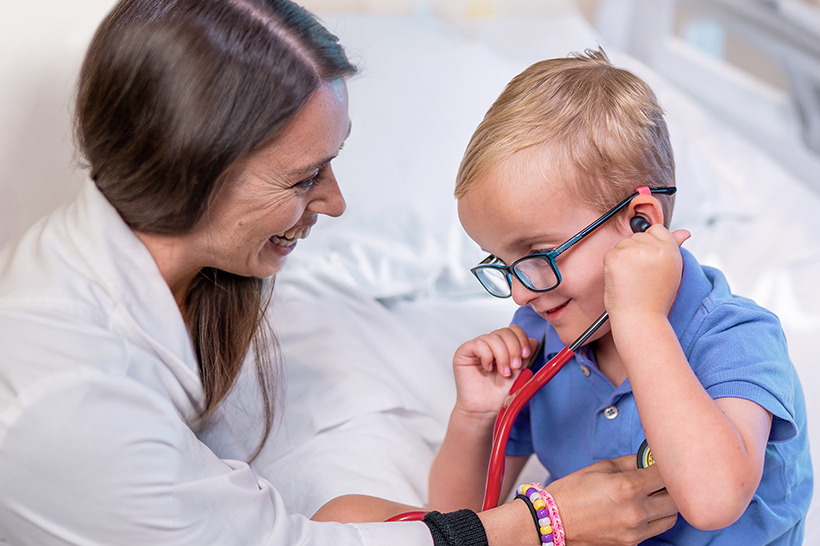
[0, 1, 119, 244]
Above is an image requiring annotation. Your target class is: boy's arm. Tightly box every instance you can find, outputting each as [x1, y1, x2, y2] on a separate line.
[429, 327, 537, 511]
[611, 313, 772, 530]
[605, 226, 772, 531]
[429, 412, 530, 511]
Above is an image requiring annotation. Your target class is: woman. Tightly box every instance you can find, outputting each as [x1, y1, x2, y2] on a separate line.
[0, 0, 677, 544]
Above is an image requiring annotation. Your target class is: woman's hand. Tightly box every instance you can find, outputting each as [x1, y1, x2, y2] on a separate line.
[478, 455, 676, 546]
[603, 225, 690, 322]
[452, 325, 539, 418]
[547, 455, 678, 546]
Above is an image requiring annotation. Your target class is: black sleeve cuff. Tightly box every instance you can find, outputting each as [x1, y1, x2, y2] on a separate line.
[422, 509, 489, 546]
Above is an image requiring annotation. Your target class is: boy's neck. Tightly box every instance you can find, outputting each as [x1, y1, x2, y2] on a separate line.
[592, 333, 628, 387]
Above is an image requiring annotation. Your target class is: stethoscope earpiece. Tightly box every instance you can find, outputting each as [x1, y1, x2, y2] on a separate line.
[630, 215, 652, 233]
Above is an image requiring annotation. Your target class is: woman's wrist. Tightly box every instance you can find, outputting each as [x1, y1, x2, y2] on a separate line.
[477, 500, 541, 546]
[515, 483, 565, 546]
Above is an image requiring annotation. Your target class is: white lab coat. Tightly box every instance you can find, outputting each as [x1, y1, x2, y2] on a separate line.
[0, 180, 432, 546]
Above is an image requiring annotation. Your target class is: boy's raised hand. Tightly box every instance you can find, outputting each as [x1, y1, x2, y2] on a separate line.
[452, 325, 540, 417]
[603, 224, 691, 321]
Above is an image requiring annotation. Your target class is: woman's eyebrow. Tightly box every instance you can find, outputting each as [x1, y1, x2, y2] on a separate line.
[287, 121, 352, 177]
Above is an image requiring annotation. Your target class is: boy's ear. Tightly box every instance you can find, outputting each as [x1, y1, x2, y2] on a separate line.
[628, 196, 664, 228]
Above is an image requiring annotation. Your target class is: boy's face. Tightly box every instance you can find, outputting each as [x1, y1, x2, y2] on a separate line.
[458, 149, 631, 346]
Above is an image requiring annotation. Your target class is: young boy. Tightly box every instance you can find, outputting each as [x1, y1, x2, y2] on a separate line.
[429, 49, 812, 544]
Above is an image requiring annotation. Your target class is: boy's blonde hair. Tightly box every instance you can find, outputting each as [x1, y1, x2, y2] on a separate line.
[455, 48, 675, 227]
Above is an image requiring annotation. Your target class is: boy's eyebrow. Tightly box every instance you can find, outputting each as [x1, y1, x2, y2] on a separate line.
[479, 231, 565, 259]
[508, 232, 564, 249]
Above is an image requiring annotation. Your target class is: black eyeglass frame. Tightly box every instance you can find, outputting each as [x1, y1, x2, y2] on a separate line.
[470, 187, 677, 298]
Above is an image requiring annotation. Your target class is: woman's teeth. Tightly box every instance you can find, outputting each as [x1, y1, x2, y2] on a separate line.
[269, 227, 311, 247]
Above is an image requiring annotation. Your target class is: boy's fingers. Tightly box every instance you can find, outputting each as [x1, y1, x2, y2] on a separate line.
[491, 328, 531, 374]
[672, 229, 691, 247]
[507, 325, 532, 358]
[470, 339, 496, 372]
[484, 335, 514, 376]
[527, 337, 539, 363]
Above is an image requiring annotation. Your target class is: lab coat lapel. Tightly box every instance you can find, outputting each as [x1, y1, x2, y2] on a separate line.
[65, 180, 206, 423]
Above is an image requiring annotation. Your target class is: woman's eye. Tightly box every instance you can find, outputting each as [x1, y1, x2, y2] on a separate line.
[295, 172, 320, 191]
[294, 165, 330, 192]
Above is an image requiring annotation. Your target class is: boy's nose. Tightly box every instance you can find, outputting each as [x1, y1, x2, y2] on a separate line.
[510, 277, 539, 307]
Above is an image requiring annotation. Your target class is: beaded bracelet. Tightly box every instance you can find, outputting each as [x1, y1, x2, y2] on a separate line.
[517, 483, 565, 546]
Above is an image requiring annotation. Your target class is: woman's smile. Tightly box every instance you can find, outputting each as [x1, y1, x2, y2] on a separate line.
[268, 224, 314, 248]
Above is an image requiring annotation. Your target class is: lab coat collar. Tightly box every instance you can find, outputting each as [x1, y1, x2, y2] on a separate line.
[65, 180, 205, 422]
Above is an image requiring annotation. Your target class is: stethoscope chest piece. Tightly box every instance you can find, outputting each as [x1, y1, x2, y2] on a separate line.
[637, 438, 655, 469]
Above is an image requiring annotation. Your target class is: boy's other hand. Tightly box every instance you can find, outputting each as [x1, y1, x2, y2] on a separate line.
[452, 325, 539, 418]
[603, 225, 691, 322]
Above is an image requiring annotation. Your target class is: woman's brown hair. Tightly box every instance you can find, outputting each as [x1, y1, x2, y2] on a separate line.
[75, 0, 356, 459]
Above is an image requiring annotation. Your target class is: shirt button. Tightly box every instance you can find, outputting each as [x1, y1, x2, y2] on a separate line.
[579, 365, 591, 377]
[604, 405, 619, 419]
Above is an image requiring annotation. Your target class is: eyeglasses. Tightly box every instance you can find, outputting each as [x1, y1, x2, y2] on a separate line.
[470, 186, 677, 298]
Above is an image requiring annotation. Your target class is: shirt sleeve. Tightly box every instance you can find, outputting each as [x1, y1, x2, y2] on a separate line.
[0, 371, 432, 546]
[683, 298, 801, 443]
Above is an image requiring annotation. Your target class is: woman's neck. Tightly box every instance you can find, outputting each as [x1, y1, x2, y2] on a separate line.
[135, 230, 202, 311]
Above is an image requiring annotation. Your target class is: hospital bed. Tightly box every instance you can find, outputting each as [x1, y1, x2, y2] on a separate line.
[2, 0, 819, 542]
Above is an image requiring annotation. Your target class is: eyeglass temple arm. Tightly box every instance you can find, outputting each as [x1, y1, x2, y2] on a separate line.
[552, 187, 677, 256]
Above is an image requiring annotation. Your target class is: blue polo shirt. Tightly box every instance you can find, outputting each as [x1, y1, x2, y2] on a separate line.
[507, 249, 812, 544]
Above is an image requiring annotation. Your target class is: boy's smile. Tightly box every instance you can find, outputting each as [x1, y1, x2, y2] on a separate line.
[457, 147, 631, 348]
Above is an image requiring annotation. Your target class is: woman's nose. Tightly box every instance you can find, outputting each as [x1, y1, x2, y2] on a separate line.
[310, 165, 346, 217]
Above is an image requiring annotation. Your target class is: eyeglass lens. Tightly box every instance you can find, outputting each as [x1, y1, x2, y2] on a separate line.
[474, 257, 559, 297]
[474, 268, 513, 297]
[514, 258, 559, 291]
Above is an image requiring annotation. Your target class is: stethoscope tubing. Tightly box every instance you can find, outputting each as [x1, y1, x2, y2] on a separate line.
[482, 311, 609, 510]
[386, 311, 610, 521]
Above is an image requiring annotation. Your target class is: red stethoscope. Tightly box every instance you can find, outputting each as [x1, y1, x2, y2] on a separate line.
[387, 311, 611, 520]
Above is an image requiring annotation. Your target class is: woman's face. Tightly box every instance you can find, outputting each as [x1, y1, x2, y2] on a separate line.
[195, 80, 350, 279]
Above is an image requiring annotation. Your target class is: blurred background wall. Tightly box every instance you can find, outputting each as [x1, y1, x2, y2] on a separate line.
[2, 0, 819, 240]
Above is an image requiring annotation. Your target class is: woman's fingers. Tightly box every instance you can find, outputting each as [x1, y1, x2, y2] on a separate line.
[546, 456, 678, 546]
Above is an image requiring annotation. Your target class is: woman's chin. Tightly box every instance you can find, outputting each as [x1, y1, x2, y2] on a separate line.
[266, 239, 301, 271]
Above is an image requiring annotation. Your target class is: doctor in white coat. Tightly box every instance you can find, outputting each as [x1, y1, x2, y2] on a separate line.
[0, 0, 677, 544]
